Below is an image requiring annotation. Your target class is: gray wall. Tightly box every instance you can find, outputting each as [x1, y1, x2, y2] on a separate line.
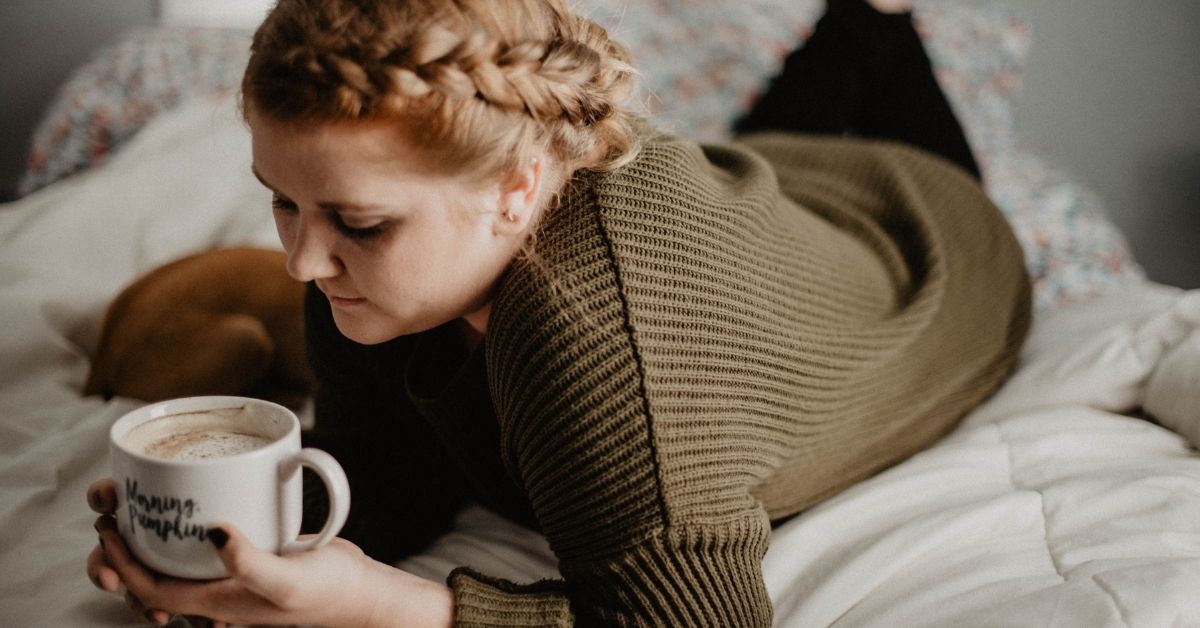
[1005, 0, 1200, 288]
[2, 1, 1198, 287]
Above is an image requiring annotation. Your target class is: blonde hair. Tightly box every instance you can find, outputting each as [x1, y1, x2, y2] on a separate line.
[242, 0, 642, 182]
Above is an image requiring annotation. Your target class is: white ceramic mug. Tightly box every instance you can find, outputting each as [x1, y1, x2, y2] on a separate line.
[110, 396, 350, 579]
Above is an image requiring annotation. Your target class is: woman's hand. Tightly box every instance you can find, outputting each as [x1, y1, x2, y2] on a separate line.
[85, 478, 455, 627]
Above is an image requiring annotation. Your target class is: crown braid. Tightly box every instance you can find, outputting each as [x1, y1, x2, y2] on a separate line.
[244, 0, 640, 177]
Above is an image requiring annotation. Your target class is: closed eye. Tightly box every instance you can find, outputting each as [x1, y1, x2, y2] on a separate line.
[271, 193, 297, 213]
[271, 193, 389, 241]
[331, 215, 387, 240]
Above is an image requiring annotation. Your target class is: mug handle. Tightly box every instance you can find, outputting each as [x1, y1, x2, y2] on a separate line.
[279, 448, 350, 554]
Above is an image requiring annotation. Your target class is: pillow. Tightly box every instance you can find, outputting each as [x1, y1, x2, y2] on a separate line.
[18, 1, 1143, 310]
[1145, 311, 1200, 449]
[582, 0, 1031, 163]
[17, 27, 251, 197]
[964, 285, 1198, 431]
[19, 0, 1029, 195]
[582, 0, 1142, 310]
[986, 148, 1143, 310]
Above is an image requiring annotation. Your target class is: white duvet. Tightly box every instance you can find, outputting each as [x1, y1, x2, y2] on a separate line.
[1, 97, 1198, 627]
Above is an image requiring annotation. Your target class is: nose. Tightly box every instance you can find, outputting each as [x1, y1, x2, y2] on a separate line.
[284, 214, 343, 282]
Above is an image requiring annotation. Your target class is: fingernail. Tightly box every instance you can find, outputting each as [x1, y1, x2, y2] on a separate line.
[206, 528, 229, 549]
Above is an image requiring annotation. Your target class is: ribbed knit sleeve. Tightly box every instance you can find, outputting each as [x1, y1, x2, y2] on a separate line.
[448, 131, 1030, 626]
[473, 147, 777, 625]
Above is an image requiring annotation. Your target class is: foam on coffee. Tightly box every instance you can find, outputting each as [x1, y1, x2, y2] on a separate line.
[123, 406, 282, 461]
[143, 430, 272, 461]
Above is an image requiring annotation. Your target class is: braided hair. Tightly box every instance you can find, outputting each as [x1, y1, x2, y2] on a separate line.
[242, 0, 641, 181]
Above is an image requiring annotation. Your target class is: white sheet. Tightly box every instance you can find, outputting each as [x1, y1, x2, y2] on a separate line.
[2, 96, 1198, 627]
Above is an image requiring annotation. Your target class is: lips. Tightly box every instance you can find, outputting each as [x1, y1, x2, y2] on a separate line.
[328, 295, 367, 307]
[318, 285, 367, 306]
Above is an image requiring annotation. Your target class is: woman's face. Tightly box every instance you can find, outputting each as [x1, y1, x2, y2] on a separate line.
[249, 112, 538, 345]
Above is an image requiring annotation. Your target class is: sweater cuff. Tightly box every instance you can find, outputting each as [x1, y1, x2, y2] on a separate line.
[448, 567, 574, 627]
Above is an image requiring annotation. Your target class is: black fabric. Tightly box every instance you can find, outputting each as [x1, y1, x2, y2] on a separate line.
[733, 0, 981, 180]
[404, 328, 539, 528]
[299, 282, 470, 563]
[299, 282, 537, 561]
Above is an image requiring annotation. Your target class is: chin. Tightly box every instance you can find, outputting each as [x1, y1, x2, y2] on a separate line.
[330, 309, 440, 346]
[330, 313, 406, 346]
[333, 325, 397, 346]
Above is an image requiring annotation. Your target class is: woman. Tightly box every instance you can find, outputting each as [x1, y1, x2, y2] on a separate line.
[86, 0, 1031, 625]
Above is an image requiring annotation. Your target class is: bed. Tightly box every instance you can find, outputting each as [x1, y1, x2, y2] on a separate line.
[2, 1, 1199, 626]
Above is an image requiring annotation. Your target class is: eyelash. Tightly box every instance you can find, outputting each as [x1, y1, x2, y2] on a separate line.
[271, 194, 387, 241]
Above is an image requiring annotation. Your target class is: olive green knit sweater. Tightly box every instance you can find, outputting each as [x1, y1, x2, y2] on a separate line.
[302, 131, 1031, 627]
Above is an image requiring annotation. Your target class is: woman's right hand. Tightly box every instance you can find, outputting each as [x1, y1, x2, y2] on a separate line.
[85, 477, 454, 627]
[85, 478, 173, 625]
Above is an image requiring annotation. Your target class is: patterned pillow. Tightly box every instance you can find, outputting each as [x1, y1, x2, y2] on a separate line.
[582, 0, 1142, 309]
[583, 0, 1029, 165]
[16, 0, 1029, 194]
[987, 150, 1143, 310]
[17, 27, 251, 197]
[18, 1, 1142, 309]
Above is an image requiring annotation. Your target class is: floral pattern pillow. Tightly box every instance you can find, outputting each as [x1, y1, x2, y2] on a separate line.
[17, 1, 1142, 310]
[18, 27, 251, 197]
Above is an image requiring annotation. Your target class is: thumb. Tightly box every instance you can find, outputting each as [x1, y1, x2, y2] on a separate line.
[206, 525, 290, 601]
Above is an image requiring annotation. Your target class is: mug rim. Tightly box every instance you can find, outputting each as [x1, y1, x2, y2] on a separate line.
[110, 395, 298, 466]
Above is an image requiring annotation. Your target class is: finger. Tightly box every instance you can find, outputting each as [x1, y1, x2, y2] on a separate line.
[87, 544, 121, 593]
[87, 478, 118, 514]
[95, 515, 163, 599]
[124, 590, 170, 625]
[91, 527, 123, 592]
[127, 597, 169, 626]
[86, 544, 103, 589]
[124, 589, 146, 617]
[99, 522, 173, 625]
[206, 524, 292, 602]
[96, 516, 241, 620]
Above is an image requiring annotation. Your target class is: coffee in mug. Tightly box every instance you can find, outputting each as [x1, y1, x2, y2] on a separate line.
[122, 407, 276, 461]
[110, 396, 350, 579]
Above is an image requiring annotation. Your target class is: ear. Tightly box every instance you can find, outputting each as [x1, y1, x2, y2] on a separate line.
[493, 156, 544, 236]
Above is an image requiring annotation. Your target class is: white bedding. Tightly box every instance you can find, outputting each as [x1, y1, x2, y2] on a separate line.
[1, 96, 1198, 627]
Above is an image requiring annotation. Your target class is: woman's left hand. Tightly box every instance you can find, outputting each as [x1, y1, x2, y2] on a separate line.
[89, 481, 454, 628]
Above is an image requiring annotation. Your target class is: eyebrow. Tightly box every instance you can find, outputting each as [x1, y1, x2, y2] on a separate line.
[250, 165, 396, 214]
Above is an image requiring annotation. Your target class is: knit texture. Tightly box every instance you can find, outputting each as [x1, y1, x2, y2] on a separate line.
[303, 131, 1031, 626]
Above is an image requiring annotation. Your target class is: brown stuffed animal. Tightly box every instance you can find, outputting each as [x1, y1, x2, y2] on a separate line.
[84, 247, 313, 409]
